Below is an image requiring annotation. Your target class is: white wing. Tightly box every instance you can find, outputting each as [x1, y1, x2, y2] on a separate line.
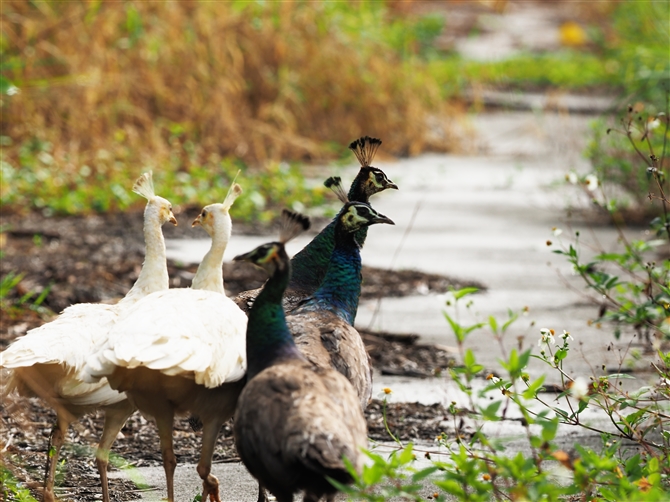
[88, 289, 247, 389]
[1, 303, 117, 373]
[1, 303, 126, 406]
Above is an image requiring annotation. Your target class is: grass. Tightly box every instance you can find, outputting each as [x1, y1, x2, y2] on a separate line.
[0, 1, 454, 219]
[0, 1, 667, 218]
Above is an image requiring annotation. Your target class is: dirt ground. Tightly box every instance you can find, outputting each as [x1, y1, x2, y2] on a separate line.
[0, 209, 478, 501]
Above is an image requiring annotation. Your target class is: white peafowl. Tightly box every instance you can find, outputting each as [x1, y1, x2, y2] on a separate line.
[84, 183, 247, 502]
[0, 171, 177, 502]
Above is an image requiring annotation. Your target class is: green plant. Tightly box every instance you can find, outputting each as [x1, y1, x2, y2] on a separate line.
[338, 288, 670, 501]
[0, 271, 53, 320]
[558, 98, 670, 344]
[0, 465, 37, 502]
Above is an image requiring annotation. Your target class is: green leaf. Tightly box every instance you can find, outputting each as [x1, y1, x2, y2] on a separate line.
[451, 286, 479, 300]
[540, 417, 559, 441]
[522, 374, 546, 400]
[443, 311, 464, 343]
[488, 315, 498, 334]
[398, 444, 415, 465]
[481, 400, 502, 421]
[411, 465, 439, 482]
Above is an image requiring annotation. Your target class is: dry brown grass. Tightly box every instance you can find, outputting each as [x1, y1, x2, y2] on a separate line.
[2, 1, 455, 174]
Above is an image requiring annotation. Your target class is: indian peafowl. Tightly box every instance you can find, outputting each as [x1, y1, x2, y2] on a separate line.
[234, 136, 397, 313]
[286, 187, 394, 409]
[84, 183, 247, 502]
[233, 210, 368, 502]
[0, 172, 177, 502]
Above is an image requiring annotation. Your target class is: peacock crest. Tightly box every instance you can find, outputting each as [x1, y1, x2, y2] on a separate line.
[324, 176, 349, 204]
[280, 210, 310, 244]
[222, 183, 243, 210]
[348, 136, 382, 167]
[132, 171, 156, 200]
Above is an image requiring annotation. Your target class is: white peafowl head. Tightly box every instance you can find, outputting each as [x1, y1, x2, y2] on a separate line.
[133, 171, 178, 227]
[192, 182, 243, 241]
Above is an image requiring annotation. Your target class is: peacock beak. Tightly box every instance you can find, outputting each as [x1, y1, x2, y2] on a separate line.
[169, 212, 178, 226]
[233, 250, 252, 263]
[384, 180, 399, 190]
[192, 214, 201, 228]
[372, 213, 395, 225]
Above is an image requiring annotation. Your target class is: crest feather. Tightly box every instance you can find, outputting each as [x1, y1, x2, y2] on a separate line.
[279, 209, 310, 244]
[132, 171, 155, 200]
[222, 183, 243, 210]
[324, 176, 349, 204]
[348, 136, 382, 167]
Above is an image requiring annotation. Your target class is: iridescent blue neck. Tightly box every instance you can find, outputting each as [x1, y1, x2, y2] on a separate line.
[299, 227, 362, 326]
[246, 257, 305, 380]
[289, 170, 371, 293]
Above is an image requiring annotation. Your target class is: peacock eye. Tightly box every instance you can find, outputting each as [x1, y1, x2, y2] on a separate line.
[201, 210, 207, 217]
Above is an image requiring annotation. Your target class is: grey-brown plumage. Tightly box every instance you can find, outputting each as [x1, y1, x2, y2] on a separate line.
[233, 211, 367, 502]
[234, 359, 367, 502]
[287, 310, 372, 409]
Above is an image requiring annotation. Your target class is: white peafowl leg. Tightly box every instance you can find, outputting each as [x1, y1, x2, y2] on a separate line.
[96, 400, 135, 502]
[154, 412, 177, 502]
[43, 414, 70, 502]
[197, 418, 224, 502]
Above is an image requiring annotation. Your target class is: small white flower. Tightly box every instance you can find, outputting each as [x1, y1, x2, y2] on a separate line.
[585, 174, 599, 191]
[565, 171, 578, 185]
[6, 85, 20, 96]
[561, 330, 573, 341]
[648, 118, 661, 130]
[570, 377, 589, 400]
[552, 227, 563, 237]
[377, 387, 394, 401]
[538, 328, 556, 347]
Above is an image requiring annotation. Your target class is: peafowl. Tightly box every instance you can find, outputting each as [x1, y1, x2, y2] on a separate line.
[233, 210, 368, 502]
[234, 136, 397, 313]
[0, 172, 177, 502]
[84, 183, 247, 502]
[287, 182, 394, 408]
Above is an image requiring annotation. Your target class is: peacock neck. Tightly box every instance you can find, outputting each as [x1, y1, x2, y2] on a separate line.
[246, 257, 304, 380]
[289, 170, 376, 293]
[191, 229, 227, 293]
[119, 211, 169, 306]
[347, 171, 369, 203]
[304, 227, 362, 326]
[289, 220, 336, 293]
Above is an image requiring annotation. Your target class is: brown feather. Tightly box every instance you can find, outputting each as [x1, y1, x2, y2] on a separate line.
[233, 359, 367, 501]
[286, 310, 372, 409]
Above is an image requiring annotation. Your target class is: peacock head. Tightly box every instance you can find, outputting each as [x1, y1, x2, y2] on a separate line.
[339, 201, 395, 234]
[234, 242, 287, 276]
[192, 183, 242, 238]
[234, 210, 310, 277]
[132, 171, 178, 226]
[348, 136, 398, 200]
[356, 166, 398, 199]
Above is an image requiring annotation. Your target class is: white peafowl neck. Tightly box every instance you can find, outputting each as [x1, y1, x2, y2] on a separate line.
[191, 213, 231, 294]
[118, 206, 170, 307]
